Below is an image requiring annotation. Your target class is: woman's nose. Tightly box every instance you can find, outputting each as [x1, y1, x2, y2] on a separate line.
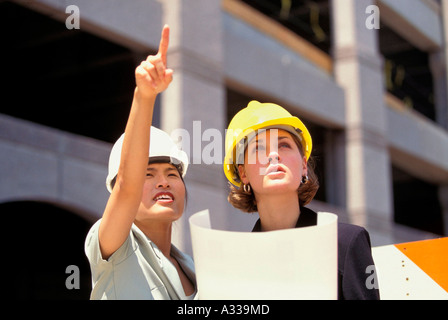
[157, 177, 170, 188]
[268, 151, 280, 164]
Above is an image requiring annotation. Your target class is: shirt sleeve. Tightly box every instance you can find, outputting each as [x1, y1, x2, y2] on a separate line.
[338, 224, 381, 300]
[84, 219, 137, 267]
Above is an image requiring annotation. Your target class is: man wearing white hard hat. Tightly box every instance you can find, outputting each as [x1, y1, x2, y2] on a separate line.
[85, 25, 196, 300]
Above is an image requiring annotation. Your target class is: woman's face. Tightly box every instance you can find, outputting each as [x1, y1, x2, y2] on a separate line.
[238, 129, 307, 196]
[136, 162, 186, 223]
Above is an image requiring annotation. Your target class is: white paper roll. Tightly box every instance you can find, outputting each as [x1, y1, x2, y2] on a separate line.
[189, 210, 338, 300]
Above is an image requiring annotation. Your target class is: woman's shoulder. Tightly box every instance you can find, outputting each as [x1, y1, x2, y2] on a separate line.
[338, 222, 368, 237]
[337, 222, 373, 254]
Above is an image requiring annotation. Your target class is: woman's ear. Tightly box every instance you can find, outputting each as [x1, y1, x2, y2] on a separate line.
[302, 156, 308, 177]
[238, 164, 249, 185]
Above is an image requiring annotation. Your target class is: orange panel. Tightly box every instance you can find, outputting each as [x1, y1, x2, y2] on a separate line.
[395, 238, 448, 293]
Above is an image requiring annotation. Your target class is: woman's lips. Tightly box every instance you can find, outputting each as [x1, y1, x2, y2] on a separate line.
[153, 192, 175, 202]
[263, 164, 286, 176]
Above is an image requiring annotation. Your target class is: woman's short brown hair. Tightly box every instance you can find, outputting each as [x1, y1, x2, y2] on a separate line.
[227, 132, 319, 213]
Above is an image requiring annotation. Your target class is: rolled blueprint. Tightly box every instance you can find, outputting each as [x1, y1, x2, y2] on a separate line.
[189, 210, 338, 300]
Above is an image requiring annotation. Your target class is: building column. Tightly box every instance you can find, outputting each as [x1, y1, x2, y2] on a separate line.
[429, 51, 447, 129]
[161, 0, 227, 255]
[324, 129, 347, 210]
[439, 185, 448, 236]
[332, 0, 393, 237]
[439, 0, 448, 129]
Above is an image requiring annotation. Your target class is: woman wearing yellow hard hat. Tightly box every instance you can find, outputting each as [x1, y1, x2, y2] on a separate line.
[224, 100, 379, 300]
[85, 25, 196, 300]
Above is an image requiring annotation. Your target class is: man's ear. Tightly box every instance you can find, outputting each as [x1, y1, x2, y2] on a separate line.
[237, 164, 249, 184]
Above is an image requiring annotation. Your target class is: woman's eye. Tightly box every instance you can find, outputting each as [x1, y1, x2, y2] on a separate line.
[252, 144, 265, 153]
[279, 143, 291, 149]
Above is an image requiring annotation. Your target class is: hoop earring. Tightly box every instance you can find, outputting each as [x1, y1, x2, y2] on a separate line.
[243, 184, 251, 193]
[301, 175, 309, 184]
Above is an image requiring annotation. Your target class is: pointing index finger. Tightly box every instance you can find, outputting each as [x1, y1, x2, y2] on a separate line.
[158, 24, 170, 66]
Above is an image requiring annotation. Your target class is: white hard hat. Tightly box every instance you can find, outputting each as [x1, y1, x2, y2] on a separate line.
[106, 126, 189, 193]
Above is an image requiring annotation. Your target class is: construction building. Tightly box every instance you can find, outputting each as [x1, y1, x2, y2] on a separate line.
[1, 0, 447, 299]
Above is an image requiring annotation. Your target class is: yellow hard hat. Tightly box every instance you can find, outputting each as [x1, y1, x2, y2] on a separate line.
[223, 100, 312, 187]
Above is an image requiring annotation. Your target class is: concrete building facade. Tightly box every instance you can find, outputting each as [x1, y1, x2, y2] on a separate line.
[1, 0, 447, 298]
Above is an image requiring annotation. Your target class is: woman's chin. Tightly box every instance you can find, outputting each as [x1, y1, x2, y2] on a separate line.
[261, 179, 299, 193]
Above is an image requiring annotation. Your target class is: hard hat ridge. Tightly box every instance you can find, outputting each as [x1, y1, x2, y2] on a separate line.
[106, 126, 189, 193]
